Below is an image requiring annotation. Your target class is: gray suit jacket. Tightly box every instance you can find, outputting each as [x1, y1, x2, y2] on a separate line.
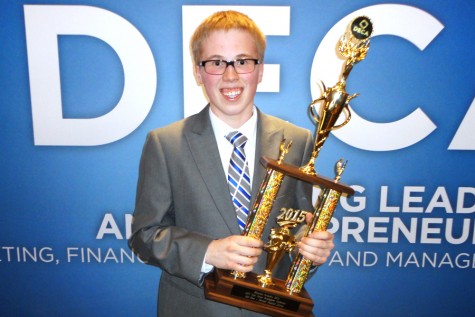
[129, 106, 314, 317]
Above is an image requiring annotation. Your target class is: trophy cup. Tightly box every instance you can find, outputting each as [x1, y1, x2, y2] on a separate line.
[205, 16, 373, 317]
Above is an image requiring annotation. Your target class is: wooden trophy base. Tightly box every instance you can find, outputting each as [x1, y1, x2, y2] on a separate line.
[204, 268, 314, 317]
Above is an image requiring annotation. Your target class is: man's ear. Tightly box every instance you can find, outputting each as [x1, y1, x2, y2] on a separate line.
[257, 62, 264, 83]
[194, 65, 202, 84]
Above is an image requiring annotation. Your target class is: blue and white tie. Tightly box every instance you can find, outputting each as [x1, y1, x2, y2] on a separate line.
[226, 131, 252, 231]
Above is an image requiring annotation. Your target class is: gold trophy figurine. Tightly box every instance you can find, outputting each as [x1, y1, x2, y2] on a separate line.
[256, 207, 307, 288]
[257, 223, 297, 288]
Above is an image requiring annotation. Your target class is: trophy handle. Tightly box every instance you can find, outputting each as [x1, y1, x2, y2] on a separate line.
[308, 80, 327, 124]
[309, 97, 353, 133]
[309, 97, 324, 124]
[331, 104, 351, 130]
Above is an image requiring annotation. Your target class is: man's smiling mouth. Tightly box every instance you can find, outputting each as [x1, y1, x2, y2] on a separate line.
[221, 88, 242, 99]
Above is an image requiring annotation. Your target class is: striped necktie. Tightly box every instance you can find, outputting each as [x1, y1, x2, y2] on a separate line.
[226, 131, 251, 231]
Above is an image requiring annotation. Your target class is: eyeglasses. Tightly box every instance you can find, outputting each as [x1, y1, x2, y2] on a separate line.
[198, 59, 261, 75]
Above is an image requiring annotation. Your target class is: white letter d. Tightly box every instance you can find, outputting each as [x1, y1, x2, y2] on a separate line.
[24, 5, 156, 146]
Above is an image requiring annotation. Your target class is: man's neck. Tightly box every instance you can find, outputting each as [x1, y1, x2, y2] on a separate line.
[209, 107, 254, 129]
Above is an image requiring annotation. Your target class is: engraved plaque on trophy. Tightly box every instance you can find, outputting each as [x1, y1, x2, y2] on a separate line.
[205, 16, 373, 317]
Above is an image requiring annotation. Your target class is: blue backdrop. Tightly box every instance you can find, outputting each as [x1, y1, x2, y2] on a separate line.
[1, 1, 474, 316]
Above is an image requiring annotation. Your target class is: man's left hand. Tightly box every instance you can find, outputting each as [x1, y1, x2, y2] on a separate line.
[297, 212, 334, 266]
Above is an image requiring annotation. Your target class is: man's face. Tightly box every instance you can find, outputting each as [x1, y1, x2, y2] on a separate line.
[194, 29, 264, 128]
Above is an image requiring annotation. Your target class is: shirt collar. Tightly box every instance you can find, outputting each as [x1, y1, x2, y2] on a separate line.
[209, 106, 258, 141]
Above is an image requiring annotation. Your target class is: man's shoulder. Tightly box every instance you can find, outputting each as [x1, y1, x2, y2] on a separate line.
[148, 110, 205, 138]
[149, 117, 187, 135]
[259, 111, 311, 136]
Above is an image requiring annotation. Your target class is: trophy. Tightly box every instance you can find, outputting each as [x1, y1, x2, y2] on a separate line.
[205, 16, 373, 316]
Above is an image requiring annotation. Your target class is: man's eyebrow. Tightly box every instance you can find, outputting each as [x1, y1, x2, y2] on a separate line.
[235, 54, 255, 59]
[201, 54, 255, 61]
[202, 55, 223, 60]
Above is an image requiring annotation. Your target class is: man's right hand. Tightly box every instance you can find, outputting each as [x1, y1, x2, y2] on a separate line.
[204, 235, 263, 272]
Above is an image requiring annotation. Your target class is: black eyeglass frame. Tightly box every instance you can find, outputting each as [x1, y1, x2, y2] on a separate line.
[198, 58, 261, 75]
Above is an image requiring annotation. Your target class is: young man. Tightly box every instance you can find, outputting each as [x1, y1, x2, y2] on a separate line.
[129, 10, 334, 317]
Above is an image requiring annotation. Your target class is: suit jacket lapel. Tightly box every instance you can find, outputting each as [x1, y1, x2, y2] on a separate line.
[185, 106, 241, 235]
[251, 110, 284, 203]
